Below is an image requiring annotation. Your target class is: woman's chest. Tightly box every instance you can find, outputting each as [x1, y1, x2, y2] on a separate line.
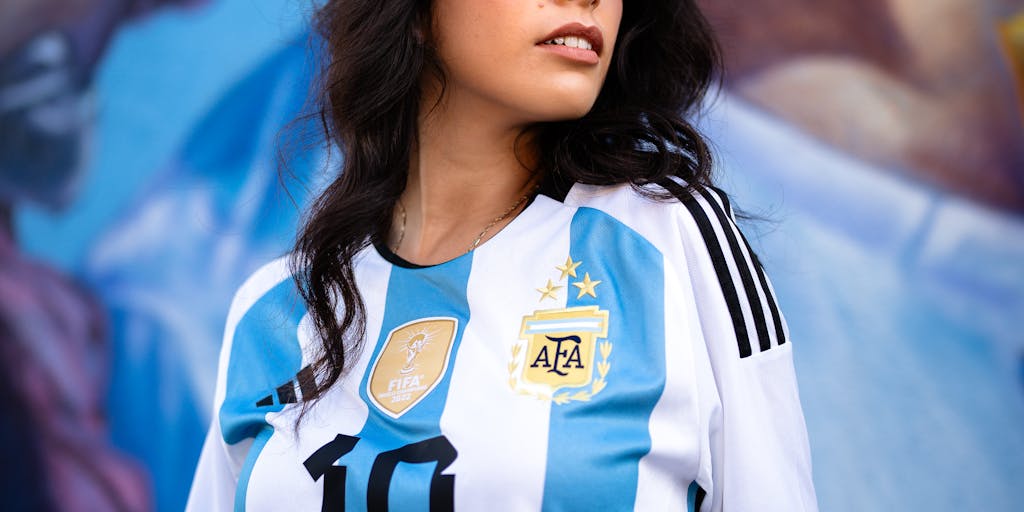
[235, 205, 706, 510]
[242, 247, 703, 511]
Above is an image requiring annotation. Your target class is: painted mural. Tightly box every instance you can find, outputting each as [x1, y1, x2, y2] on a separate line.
[2, 0, 1022, 510]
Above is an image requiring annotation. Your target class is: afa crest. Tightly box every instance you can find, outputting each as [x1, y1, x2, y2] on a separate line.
[509, 306, 612, 404]
[368, 317, 458, 418]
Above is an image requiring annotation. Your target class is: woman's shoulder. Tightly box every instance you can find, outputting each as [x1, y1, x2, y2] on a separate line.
[570, 181, 790, 361]
[223, 246, 384, 336]
[562, 179, 745, 259]
[561, 179, 789, 362]
[224, 255, 297, 331]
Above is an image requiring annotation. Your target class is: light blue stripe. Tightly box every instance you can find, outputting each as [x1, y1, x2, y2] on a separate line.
[524, 326, 603, 334]
[234, 427, 274, 512]
[540, 207, 667, 511]
[219, 278, 306, 511]
[340, 254, 475, 512]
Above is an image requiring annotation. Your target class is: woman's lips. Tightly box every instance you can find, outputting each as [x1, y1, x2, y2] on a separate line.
[536, 43, 600, 65]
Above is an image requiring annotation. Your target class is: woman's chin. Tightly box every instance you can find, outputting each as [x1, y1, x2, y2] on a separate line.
[525, 100, 599, 124]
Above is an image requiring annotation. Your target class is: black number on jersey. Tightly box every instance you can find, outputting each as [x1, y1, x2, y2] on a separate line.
[303, 434, 359, 510]
[304, 434, 457, 512]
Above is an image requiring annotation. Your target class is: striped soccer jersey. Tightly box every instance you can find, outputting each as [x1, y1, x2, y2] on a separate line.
[186, 181, 818, 512]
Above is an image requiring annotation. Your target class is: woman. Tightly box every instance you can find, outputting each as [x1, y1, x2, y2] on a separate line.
[187, 0, 817, 510]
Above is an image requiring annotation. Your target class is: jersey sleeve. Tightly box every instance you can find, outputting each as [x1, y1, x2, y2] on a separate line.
[185, 259, 292, 511]
[665, 180, 818, 511]
[185, 294, 247, 512]
[187, 414, 244, 510]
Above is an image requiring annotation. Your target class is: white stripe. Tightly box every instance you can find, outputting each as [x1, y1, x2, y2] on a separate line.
[762, 269, 790, 342]
[634, 261, 703, 510]
[524, 319, 604, 332]
[440, 196, 575, 511]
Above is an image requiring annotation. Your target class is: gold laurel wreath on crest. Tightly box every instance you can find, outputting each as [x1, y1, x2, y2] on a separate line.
[507, 339, 612, 404]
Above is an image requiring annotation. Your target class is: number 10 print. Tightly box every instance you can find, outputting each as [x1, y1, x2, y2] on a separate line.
[304, 434, 457, 511]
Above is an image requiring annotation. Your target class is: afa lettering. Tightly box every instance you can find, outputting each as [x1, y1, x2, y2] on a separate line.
[304, 434, 457, 512]
[530, 335, 585, 376]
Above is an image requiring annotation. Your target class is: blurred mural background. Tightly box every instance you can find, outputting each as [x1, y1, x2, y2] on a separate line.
[1, 0, 1022, 510]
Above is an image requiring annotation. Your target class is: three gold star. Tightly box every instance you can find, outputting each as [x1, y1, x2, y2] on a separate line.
[536, 279, 563, 302]
[555, 256, 582, 281]
[572, 272, 601, 299]
[540, 256, 601, 301]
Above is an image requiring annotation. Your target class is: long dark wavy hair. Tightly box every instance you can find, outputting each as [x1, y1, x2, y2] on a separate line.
[290, 0, 723, 412]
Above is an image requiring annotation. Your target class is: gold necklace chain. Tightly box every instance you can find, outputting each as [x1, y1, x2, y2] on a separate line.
[392, 181, 541, 255]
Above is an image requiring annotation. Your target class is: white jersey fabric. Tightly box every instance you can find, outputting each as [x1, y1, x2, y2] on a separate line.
[186, 180, 818, 512]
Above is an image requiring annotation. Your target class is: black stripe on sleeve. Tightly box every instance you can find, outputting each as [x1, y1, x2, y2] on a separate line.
[276, 381, 297, 404]
[705, 186, 788, 346]
[695, 187, 773, 353]
[259, 366, 319, 409]
[658, 178, 753, 358]
[708, 184, 735, 219]
[761, 274, 788, 345]
[297, 365, 317, 400]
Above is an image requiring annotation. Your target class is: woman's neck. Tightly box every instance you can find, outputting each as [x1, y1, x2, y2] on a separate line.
[393, 89, 541, 265]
